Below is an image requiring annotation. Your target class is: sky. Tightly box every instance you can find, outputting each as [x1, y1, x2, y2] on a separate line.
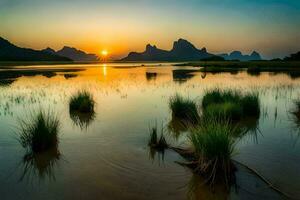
[0, 0, 299, 59]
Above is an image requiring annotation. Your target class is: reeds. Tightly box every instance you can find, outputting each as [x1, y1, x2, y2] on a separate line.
[169, 94, 199, 123]
[189, 118, 236, 184]
[18, 110, 60, 153]
[69, 90, 95, 113]
[202, 89, 260, 120]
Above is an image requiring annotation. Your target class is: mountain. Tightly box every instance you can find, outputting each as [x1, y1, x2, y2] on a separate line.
[0, 37, 72, 61]
[121, 38, 213, 61]
[284, 51, 300, 61]
[218, 51, 262, 61]
[43, 46, 99, 61]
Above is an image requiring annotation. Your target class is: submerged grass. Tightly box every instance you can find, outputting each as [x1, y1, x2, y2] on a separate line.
[18, 110, 60, 153]
[69, 90, 95, 113]
[189, 119, 236, 184]
[169, 94, 199, 123]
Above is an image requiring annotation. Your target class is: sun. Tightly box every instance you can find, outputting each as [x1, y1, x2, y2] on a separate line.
[101, 50, 108, 56]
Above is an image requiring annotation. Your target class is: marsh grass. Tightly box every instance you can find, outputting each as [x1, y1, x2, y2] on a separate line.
[69, 90, 95, 113]
[202, 89, 260, 120]
[189, 119, 236, 185]
[18, 110, 60, 153]
[148, 124, 168, 151]
[169, 94, 199, 123]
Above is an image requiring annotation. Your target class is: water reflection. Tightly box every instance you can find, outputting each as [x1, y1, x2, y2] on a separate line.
[145, 72, 157, 81]
[168, 117, 189, 139]
[0, 68, 84, 80]
[69, 110, 96, 130]
[0, 78, 16, 87]
[172, 69, 197, 83]
[19, 147, 61, 182]
[148, 147, 165, 165]
[0, 65, 300, 199]
[187, 173, 229, 200]
[64, 74, 78, 79]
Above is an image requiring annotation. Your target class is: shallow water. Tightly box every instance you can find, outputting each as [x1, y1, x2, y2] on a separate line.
[0, 63, 299, 200]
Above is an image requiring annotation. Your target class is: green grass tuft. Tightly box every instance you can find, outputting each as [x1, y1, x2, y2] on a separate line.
[240, 94, 260, 116]
[69, 90, 95, 113]
[169, 94, 199, 123]
[189, 118, 236, 184]
[18, 110, 60, 153]
[202, 89, 260, 120]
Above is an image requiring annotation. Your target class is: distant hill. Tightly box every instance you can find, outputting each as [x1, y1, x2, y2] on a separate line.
[0, 37, 72, 61]
[284, 51, 300, 61]
[218, 51, 262, 61]
[121, 38, 213, 61]
[43, 46, 99, 61]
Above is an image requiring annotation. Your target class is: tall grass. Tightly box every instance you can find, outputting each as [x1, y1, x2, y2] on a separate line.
[169, 94, 199, 123]
[69, 90, 95, 113]
[189, 119, 236, 184]
[202, 89, 260, 120]
[241, 94, 260, 116]
[18, 110, 60, 153]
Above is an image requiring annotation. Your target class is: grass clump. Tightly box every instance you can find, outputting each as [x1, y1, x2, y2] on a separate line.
[69, 90, 95, 113]
[202, 89, 260, 120]
[169, 94, 199, 123]
[240, 94, 260, 116]
[189, 119, 236, 184]
[148, 124, 168, 151]
[204, 102, 243, 121]
[18, 110, 60, 153]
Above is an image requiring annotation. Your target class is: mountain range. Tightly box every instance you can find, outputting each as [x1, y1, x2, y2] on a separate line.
[121, 39, 213, 61]
[218, 51, 262, 61]
[0, 36, 264, 62]
[121, 38, 262, 61]
[0, 37, 99, 62]
[42, 46, 99, 61]
[0, 37, 71, 61]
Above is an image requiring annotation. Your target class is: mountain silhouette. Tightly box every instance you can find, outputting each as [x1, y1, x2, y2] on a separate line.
[121, 38, 212, 61]
[284, 51, 300, 61]
[0, 37, 71, 61]
[218, 51, 262, 61]
[43, 46, 99, 61]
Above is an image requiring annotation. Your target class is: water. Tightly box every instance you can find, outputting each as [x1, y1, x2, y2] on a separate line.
[0, 63, 299, 200]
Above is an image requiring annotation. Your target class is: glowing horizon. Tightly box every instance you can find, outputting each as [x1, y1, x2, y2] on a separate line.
[0, 0, 299, 59]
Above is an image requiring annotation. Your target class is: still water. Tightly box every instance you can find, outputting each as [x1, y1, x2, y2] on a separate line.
[0, 63, 299, 200]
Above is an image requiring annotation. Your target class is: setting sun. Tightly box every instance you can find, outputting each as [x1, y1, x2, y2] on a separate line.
[101, 50, 108, 56]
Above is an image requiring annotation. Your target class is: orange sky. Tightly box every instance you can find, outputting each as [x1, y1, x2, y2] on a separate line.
[0, 0, 299, 59]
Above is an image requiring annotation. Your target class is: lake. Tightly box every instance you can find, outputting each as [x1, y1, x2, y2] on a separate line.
[0, 63, 299, 200]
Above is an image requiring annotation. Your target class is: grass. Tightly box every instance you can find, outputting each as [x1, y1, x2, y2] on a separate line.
[203, 102, 243, 121]
[174, 61, 300, 68]
[174, 61, 300, 75]
[240, 94, 260, 116]
[189, 119, 236, 184]
[202, 89, 260, 120]
[169, 94, 199, 123]
[18, 110, 60, 153]
[69, 90, 95, 113]
[148, 124, 168, 150]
